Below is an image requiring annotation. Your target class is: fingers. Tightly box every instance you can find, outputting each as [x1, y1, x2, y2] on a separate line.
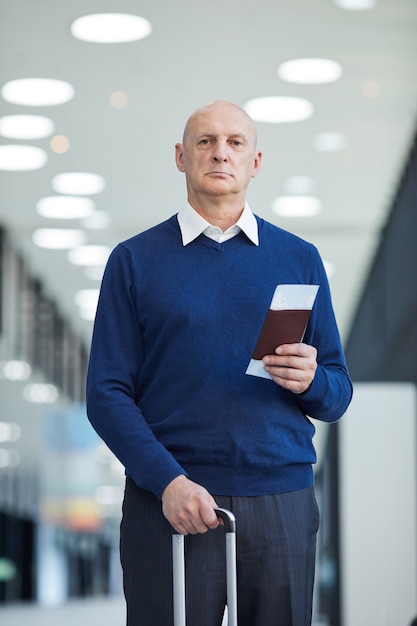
[273, 342, 316, 359]
[161, 475, 219, 535]
[262, 343, 317, 394]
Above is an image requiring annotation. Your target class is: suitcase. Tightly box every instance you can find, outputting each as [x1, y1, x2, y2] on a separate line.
[172, 507, 238, 626]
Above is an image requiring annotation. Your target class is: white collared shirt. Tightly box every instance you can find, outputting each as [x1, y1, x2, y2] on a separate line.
[177, 201, 259, 246]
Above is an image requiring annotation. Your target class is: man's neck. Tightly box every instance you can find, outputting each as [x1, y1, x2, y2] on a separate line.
[187, 195, 245, 230]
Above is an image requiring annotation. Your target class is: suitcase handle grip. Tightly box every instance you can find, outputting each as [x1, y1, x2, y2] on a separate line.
[214, 507, 236, 533]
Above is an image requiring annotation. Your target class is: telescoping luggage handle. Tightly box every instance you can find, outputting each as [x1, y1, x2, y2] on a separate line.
[172, 507, 237, 626]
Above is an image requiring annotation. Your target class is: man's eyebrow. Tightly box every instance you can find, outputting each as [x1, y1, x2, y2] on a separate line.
[229, 133, 249, 141]
[194, 131, 249, 141]
[195, 132, 215, 139]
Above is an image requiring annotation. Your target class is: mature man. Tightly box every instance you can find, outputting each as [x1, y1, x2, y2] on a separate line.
[86, 100, 352, 626]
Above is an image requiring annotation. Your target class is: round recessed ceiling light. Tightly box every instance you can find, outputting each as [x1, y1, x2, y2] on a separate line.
[1, 360, 32, 381]
[1, 78, 74, 106]
[74, 289, 100, 321]
[36, 196, 95, 219]
[362, 80, 381, 99]
[283, 176, 316, 195]
[74, 288, 100, 310]
[23, 383, 58, 404]
[333, 0, 377, 9]
[68, 245, 111, 266]
[50, 135, 70, 154]
[71, 13, 152, 43]
[0, 145, 47, 171]
[278, 58, 343, 84]
[244, 97, 313, 124]
[0, 114, 55, 139]
[109, 91, 128, 109]
[32, 228, 87, 249]
[313, 132, 347, 152]
[52, 172, 106, 195]
[0, 421, 21, 442]
[272, 195, 322, 217]
[78, 307, 97, 321]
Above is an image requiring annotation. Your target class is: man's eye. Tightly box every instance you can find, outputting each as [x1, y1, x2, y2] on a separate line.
[199, 138, 211, 145]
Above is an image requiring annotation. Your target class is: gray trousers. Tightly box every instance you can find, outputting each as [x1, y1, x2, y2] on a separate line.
[120, 477, 319, 626]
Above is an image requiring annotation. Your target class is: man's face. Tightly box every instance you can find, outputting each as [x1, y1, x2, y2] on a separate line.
[175, 102, 262, 205]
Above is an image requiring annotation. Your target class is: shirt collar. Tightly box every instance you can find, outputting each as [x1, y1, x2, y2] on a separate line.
[177, 201, 259, 246]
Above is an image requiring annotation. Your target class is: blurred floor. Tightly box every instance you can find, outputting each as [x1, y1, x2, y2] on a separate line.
[0, 596, 126, 626]
[0, 598, 330, 625]
[0, 597, 232, 625]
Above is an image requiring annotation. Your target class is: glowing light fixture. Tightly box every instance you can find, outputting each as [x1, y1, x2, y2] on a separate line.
[79, 305, 97, 321]
[362, 80, 381, 99]
[0, 422, 21, 443]
[36, 196, 95, 219]
[313, 132, 347, 152]
[1, 78, 74, 106]
[74, 288, 100, 309]
[0, 114, 55, 139]
[50, 135, 70, 154]
[75, 289, 100, 321]
[52, 172, 106, 195]
[244, 97, 313, 124]
[23, 383, 58, 403]
[278, 58, 342, 84]
[32, 228, 87, 249]
[0, 360, 31, 380]
[0, 145, 47, 171]
[109, 91, 128, 109]
[283, 176, 316, 195]
[333, 0, 377, 9]
[71, 13, 152, 43]
[68, 245, 111, 266]
[272, 196, 322, 217]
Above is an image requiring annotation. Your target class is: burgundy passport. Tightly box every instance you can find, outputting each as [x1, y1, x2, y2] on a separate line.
[246, 284, 319, 379]
[252, 308, 312, 359]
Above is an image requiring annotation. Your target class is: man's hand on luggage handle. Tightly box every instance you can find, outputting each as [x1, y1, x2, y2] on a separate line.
[162, 474, 219, 535]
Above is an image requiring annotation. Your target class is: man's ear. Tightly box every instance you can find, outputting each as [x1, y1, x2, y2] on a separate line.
[175, 143, 185, 172]
[251, 150, 262, 179]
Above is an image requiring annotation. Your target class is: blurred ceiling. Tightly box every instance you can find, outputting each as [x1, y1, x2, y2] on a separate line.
[0, 0, 416, 347]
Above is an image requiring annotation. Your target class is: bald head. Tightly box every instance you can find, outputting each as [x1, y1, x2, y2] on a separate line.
[182, 100, 258, 149]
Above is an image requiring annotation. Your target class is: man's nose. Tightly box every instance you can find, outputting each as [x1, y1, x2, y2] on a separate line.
[212, 141, 228, 161]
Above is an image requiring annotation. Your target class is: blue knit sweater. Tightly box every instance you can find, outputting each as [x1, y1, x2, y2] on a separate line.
[86, 214, 352, 499]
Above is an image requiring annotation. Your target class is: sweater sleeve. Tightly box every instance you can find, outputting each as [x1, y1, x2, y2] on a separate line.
[86, 244, 186, 499]
[294, 245, 353, 422]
